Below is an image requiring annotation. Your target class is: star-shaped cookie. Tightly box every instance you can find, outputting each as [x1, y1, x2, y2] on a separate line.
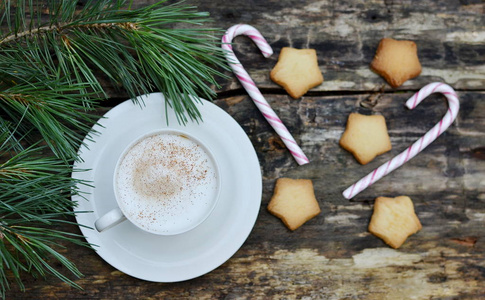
[370, 38, 422, 88]
[270, 47, 324, 99]
[368, 196, 422, 249]
[339, 113, 392, 165]
[267, 178, 321, 231]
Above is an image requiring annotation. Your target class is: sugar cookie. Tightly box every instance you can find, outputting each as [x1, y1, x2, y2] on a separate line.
[370, 38, 422, 88]
[339, 113, 392, 165]
[368, 196, 422, 249]
[267, 178, 321, 231]
[270, 47, 323, 99]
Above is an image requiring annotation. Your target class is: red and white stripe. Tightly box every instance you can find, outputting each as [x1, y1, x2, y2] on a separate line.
[222, 24, 310, 165]
[343, 82, 460, 199]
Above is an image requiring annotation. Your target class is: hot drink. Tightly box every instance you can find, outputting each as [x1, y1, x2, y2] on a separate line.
[113, 131, 219, 235]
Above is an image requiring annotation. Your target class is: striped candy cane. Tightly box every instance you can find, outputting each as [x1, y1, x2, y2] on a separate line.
[222, 24, 309, 165]
[343, 82, 460, 199]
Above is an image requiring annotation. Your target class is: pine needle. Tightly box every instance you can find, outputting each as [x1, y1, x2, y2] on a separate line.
[1, 0, 229, 125]
[0, 137, 92, 296]
[0, 0, 230, 295]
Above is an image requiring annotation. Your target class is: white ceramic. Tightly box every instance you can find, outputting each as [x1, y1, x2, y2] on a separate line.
[94, 128, 221, 235]
[72, 93, 262, 282]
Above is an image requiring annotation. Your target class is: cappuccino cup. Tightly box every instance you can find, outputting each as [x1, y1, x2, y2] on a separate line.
[94, 129, 221, 235]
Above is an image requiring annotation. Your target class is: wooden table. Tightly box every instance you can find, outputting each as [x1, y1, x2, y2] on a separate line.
[7, 0, 484, 298]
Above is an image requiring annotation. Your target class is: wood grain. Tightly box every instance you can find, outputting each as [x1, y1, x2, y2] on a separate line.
[94, 0, 485, 99]
[180, 0, 485, 92]
[5, 91, 485, 299]
[3, 0, 485, 298]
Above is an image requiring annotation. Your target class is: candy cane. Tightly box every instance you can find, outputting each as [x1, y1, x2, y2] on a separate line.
[343, 82, 460, 199]
[222, 24, 309, 165]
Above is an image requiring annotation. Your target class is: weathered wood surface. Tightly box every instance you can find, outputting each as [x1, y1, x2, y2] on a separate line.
[95, 0, 485, 99]
[204, 0, 485, 92]
[5, 0, 485, 299]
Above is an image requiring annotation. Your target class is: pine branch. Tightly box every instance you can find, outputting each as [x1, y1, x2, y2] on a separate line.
[0, 0, 230, 295]
[0, 138, 92, 296]
[0, 79, 101, 162]
[1, 0, 229, 124]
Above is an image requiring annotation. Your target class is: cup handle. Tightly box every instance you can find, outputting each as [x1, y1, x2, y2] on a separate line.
[94, 208, 127, 232]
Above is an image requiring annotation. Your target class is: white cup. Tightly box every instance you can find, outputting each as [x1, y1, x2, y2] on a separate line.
[94, 129, 221, 235]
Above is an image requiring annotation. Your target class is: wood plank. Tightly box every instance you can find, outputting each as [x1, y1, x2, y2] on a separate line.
[4, 91, 484, 298]
[169, 0, 485, 92]
[2, 0, 484, 298]
[2, 1, 483, 97]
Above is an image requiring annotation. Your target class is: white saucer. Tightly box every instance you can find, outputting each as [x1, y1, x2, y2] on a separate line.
[72, 93, 262, 282]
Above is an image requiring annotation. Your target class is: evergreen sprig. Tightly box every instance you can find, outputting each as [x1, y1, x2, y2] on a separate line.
[0, 0, 228, 295]
[1, 0, 228, 125]
[0, 77, 101, 161]
[0, 136, 91, 296]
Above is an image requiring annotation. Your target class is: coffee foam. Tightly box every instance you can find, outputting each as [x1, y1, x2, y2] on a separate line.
[115, 132, 219, 234]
